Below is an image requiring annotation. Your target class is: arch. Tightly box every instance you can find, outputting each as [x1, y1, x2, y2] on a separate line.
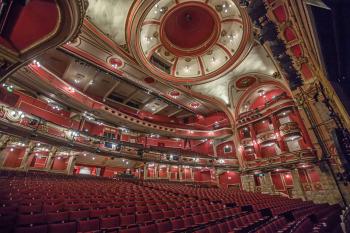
[0, 0, 88, 80]
[233, 77, 292, 119]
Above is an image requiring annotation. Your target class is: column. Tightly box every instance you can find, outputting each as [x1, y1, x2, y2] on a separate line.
[241, 174, 255, 192]
[260, 172, 275, 194]
[190, 167, 194, 180]
[249, 124, 261, 158]
[144, 165, 148, 180]
[234, 128, 246, 168]
[154, 164, 159, 179]
[179, 165, 183, 180]
[45, 146, 57, 170]
[271, 114, 288, 153]
[291, 169, 307, 200]
[66, 154, 76, 175]
[20, 142, 35, 171]
[0, 135, 10, 167]
[167, 165, 170, 179]
[312, 165, 344, 204]
[292, 107, 313, 148]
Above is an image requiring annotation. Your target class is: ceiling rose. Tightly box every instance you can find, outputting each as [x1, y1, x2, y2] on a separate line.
[160, 3, 220, 56]
[132, 0, 252, 84]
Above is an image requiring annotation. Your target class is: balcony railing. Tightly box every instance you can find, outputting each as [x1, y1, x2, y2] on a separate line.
[244, 149, 316, 170]
[0, 103, 239, 169]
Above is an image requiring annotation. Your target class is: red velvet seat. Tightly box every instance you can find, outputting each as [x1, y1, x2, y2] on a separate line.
[139, 223, 157, 233]
[208, 224, 220, 233]
[48, 222, 76, 233]
[150, 211, 163, 221]
[16, 214, 46, 226]
[77, 219, 99, 232]
[171, 218, 187, 231]
[14, 225, 48, 233]
[120, 215, 136, 227]
[100, 216, 120, 230]
[193, 214, 205, 225]
[18, 205, 42, 214]
[42, 204, 63, 213]
[163, 210, 175, 219]
[69, 210, 90, 221]
[122, 206, 136, 215]
[119, 226, 139, 233]
[194, 229, 209, 233]
[47, 211, 69, 224]
[90, 208, 107, 218]
[0, 206, 16, 216]
[155, 220, 172, 232]
[136, 213, 151, 224]
[107, 207, 121, 216]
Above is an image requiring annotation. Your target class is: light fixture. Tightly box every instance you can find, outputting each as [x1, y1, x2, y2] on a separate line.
[32, 60, 41, 67]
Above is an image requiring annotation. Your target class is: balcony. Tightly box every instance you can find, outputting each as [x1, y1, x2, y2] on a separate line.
[0, 103, 239, 170]
[256, 130, 277, 146]
[279, 122, 301, 140]
[244, 149, 316, 170]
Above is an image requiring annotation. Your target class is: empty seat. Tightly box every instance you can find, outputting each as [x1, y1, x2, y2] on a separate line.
[152, 211, 165, 221]
[119, 226, 139, 233]
[48, 222, 76, 233]
[18, 205, 42, 214]
[120, 215, 136, 226]
[171, 218, 187, 231]
[100, 216, 120, 230]
[42, 204, 63, 213]
[163, 210, 175, 219]
[47, 212, 69, 224]
[16, 214, 46, 226]
[90, 208, 107, 218]
[14, 225, 48, 233]
[156, 220, 172, 232]
[139, 223, 157, 233]
[69, 210, 89, 221]
[136, 213, 151, 224]
[77, 219, 99, 232]
[107, 207, 121, 216]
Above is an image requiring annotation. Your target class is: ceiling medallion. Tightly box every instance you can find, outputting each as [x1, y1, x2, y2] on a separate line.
[169, 90, 181, 98]
[144, 77, 155, 84]
[190, 102, 200, 109]
[134, 0, 251, 83]
[160, 2, 220, 57]
[235, 76, 257, 89]
[108, 57, 124, 69]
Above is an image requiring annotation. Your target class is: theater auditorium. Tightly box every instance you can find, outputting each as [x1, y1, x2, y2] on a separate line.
[0, 0, 349, 232]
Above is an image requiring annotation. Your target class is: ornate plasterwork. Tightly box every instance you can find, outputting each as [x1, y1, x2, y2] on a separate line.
[129, 0, 252, 84]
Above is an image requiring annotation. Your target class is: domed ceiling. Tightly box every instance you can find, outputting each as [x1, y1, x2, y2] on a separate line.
[129, 0, 252, 84]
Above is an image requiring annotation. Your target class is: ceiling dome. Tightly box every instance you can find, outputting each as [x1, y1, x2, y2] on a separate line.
[130, 0, 252, 84]
[161, 3, 219, 56]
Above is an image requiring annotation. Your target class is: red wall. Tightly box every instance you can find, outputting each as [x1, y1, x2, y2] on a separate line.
[191, 140, 214, 156]
[30, 156, 47, 169]
[193, 169, 212, 182]
[3, 148, 25, 168]
[51, 157, 68, 170]
[260, 145, 276, 158]
[219, 171, 241, 188]
[216, 141, 236, 158]
[271, 173, 284, 191]
[250, 89, 285, 110]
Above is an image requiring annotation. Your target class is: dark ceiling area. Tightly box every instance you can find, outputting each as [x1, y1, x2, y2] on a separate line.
[310, 0, 350, 113]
